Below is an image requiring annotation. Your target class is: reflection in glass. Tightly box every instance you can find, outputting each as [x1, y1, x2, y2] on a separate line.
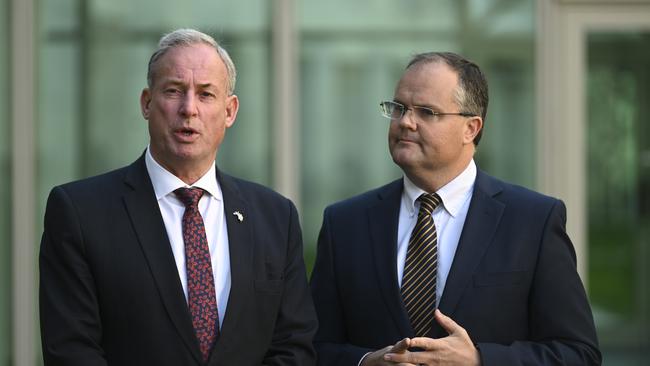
[588, 32, 650, 365]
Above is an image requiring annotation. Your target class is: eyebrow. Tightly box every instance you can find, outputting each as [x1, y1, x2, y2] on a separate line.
[161, 79, 218, 90]
[393, 98, 441, 111]
[197, 83, 217, 90]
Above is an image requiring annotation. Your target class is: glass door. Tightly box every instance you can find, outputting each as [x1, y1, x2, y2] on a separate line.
[587, 32, 650, 365]
[537, 2, 650, 364]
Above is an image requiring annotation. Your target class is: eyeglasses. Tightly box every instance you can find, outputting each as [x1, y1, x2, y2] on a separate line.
[379, 100, 475, 122]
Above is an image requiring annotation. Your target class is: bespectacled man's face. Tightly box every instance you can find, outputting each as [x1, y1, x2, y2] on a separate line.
[140, 43, 238, 178]
[388, 61, 480, 187]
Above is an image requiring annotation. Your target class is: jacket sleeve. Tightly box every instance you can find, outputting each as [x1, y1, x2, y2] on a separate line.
[39, 186, 108, 366]
[477, 200, 602, 366]
[310, 208, 374, 366]
[262, 201, 319, 366]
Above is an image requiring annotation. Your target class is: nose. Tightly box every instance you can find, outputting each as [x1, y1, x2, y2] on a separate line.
[179, 92, 198, 118]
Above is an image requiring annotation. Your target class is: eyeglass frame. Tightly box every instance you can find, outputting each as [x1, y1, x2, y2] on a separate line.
[379, 100, 476, 121]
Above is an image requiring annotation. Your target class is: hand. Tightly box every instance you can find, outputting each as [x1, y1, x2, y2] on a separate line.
[383, 309, 480, 366]
[360, 338, 411, 366]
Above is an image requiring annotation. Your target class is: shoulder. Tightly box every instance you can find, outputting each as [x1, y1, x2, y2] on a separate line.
[51, 164, 133, 201]
[60, 165, 130, 189]
[218, 171, 294, 208]
[476, 170, 565, 216]
[42, 163, 138, 226]
[324, 178, 403, 215]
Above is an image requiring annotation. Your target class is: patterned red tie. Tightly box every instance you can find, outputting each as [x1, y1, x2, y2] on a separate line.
[174, 187, 219, 362]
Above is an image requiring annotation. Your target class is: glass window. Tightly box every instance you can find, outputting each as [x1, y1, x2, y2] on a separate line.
[38, 0, 536, 274]
[299, 0, 536, 267]
[37, 0, 272, 219]
[587, 32, 650, 365]
[37, 0, 539, 324]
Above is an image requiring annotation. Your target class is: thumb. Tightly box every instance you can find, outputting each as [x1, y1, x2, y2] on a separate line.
[390, 338, 411, 353]
[434, 309, 460, 335]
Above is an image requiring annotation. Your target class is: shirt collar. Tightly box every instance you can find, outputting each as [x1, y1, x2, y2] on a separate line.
[402, 159, 477, 217]
[144, 146, 223, 201]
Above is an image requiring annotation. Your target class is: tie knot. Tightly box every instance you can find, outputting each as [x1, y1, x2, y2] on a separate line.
[174, 187, 205, 208]
[417, 193, 441, 215]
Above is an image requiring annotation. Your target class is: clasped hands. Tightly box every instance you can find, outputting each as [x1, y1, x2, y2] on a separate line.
[361, 309, 480, 366]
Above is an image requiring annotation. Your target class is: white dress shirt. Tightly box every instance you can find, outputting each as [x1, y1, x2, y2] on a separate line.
[358, 160, 477, 365]
[396, 159, 476, 306]
[145, 147, 231, 329]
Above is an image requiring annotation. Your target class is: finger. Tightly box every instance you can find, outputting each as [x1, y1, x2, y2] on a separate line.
[408, 337, 439, 351]
[383, 350, 421, 364]
[390, 338, 411, 353]
[435, 308, 461, 335]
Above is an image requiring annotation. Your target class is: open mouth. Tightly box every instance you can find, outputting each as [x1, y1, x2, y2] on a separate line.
[174, 127, 199, 140]
[177, 127, 197, 135]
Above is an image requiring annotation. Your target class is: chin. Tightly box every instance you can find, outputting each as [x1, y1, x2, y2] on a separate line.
[391, 155, 413, 171]
[171, 142, 200, 154]
[391, 146, 414, 163]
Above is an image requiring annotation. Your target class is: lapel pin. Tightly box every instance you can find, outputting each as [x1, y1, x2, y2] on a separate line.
[233, 211, 244, 222]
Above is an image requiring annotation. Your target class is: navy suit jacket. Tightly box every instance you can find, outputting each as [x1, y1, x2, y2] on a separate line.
[310, 170, 601, 365]
[40, 155, 317, 366]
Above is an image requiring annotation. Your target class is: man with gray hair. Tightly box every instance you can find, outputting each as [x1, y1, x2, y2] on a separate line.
[40, 28, 317, 366]
[310, 52, 601, 365]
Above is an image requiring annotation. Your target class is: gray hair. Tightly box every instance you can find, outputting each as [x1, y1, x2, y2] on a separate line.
[406, 52, 488, 145]
[147, 28, 237, 95]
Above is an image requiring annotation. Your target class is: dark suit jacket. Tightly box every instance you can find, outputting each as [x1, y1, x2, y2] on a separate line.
[310, 170, 601, 365]
[39, 155, 317, 366]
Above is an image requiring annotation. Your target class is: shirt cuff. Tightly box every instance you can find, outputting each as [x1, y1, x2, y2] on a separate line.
[358, 352, 371, 366]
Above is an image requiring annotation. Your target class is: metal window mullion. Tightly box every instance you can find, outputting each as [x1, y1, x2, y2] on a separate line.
[11, 0, 37, 364]
[272, 0, 300, 208]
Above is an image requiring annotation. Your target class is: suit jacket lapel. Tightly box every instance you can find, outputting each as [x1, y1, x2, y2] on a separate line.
[209, 170, 252, 363]
[367, 179, 414, 336]
[432, 170, 505, 338]
[121, 156, 203, 363]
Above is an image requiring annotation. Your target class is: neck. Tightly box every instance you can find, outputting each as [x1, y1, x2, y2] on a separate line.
[150, 152, 213, 185]
[405, 157, 473, 193]
[172, 170, 209, 186]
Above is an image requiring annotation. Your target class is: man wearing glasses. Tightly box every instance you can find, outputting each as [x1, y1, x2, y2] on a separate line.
[310, 52, 601, 365]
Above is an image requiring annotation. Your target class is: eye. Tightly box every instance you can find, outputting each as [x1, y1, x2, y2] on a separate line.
[163, 87, 181, 95]
[389, 102, 405, 116]
[415, 107, 436, 118]
[200, 91, 216, 98]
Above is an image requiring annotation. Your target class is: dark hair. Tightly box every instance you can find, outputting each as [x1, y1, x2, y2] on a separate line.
[407, 52, 488, 145]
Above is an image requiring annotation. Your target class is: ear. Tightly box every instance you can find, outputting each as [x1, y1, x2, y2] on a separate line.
[463, 116, 483, 144]
[140, 88, 152, 119]
[224, 94, 239, 128]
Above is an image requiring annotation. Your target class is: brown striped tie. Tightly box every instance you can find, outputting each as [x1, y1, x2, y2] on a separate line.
[401, 193, 442, 337]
